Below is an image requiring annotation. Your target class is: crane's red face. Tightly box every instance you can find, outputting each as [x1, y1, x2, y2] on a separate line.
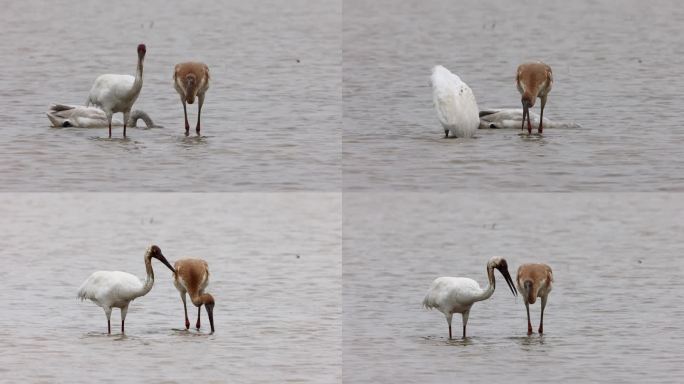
[137, 43, 146, 58]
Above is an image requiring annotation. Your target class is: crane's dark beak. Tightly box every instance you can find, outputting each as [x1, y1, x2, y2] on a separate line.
[497, 265, 518, 296]
[155, 254, 176, 274]
[206, 304, 215, 333]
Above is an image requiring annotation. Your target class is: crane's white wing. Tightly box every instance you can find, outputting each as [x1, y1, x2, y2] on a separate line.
[430, 65, 480, 138]
[423, 276, 483, 311]
[77, 271, 144, 306]
[86, 74, 136, 110]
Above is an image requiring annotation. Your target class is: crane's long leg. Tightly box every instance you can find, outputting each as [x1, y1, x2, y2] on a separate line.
[183, 100, 190, 135]
[539, 96, 547, 134]
[107, 113, 113, 139]
[121, 305, 129, 333]
[181, 292, 189, 329]
[196, 93, 204, 135]
[196, 305, 201, 329]
[105, 307, 112, 334]
[444, 129, 449, 138]
[446, 313, 453, 340]
[525, 301, 532, 335]
[539, 295, 547, 334]
[123, 111, 130, 138]
[462, 310, 470, 339]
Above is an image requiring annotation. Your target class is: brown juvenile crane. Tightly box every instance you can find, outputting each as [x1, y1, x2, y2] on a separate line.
[516, 61, 553, 134]
[173, 62, 210, 136]
[516, 263, 553, 335]
[173, 258, 215, 333]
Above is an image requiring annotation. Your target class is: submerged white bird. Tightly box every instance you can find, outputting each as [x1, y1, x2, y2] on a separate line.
[479, 109, 580, 129]
[77, 245, 176, 334]
[423, 257, 517, 339]
[430, 65, 480, 138]
[86, 43, 146, 138]
[47, 104, 158, 128]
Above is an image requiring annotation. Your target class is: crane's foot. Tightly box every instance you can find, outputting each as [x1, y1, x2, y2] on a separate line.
[185, 320, 190, 329]
[538, 326, 544, 334]
[444, 130, 449, 138]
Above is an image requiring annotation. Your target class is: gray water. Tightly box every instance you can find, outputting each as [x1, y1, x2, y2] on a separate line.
[343, 193, 684, 383]
[0, 194, 341, 383]
[343, 0, 684, 191]
[0, 0, 340, 191]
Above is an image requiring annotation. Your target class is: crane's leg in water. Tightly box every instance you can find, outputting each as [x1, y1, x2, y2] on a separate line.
[196, 306, 201, 329]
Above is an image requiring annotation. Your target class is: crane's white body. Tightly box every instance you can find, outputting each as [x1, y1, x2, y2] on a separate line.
[77, 245, 173, 334]
[87, 75, 140, 120]
[430, 65, 479, 138]
[423, 276, 494, 338]
[47, 104, 156, 128]
[423, 257, 516, 339]
[85, 44, 145, 137]
[77, 270, 153, 329]
[479, 109, 580, 129]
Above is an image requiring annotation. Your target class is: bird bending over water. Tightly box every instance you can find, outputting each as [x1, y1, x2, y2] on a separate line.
[430, 65, 479, 138]
[478, 109, 580, 129]
[77, 245, 176, 334]
[47, 104, 157, 128]
[86, 43, 146, 138]
[516, 61, 553, 134]
[423, 257, 517, 339]
[516, 263, 553, 335]
[173, 258, 215, 333]
[173, 62, 210, 136]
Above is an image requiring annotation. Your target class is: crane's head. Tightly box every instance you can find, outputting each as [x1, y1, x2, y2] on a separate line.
[147, 245, 176, 273]
[137, 43, 147, 59]
[202, 293, 216, 333]
[488, 257, 517, 296]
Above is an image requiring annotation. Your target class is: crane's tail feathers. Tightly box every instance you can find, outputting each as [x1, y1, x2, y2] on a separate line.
[50, 104, 76, 112]
[422, 294, 436, 310]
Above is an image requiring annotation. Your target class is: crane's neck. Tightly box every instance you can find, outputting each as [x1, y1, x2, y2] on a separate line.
[474, 266, 496, 302]
[136, 253, 155, 298]
[130, 56, 144, 97]
[128, 110, 154, 127]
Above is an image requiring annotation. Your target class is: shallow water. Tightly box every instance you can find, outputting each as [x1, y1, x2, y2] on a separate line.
[343, 193, 684, 383]
[0, 0, 340, 191]
[0, 194, 341, 383]
[343, 0, 684, 191]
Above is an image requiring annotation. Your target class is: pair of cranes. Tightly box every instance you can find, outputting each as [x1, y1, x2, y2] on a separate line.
[78, 245, 215, 334]
[84, 43, 209, 137]
[431, 61, 553, 138]
[423, 257, 553, 339]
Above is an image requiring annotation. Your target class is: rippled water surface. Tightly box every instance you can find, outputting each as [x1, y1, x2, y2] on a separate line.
[343, 0, 684, 191]
[343, 193, 684, 383]
[0, 194, 341, 383]
[0, 0, 340, 191]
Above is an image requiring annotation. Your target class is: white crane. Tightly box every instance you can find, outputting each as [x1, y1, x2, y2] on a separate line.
[516, 61, 553, 134]
[47, 104, 157, 128]
[173, 62, 210, 136]
[86, 43, 146, 138]
[430, 65, 480, 138]
[77, 245, 176, 334]
[173, 258, 215, 333]
[516, 263, 553, 335]
[423, 257, 517, 339]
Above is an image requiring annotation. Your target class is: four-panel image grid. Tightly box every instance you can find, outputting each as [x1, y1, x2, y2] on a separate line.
[1, 0, 683, 383]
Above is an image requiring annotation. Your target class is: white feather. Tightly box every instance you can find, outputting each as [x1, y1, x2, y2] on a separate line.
[430, 65, 480, 138]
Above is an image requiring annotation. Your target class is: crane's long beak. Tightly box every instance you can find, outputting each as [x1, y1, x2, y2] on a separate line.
[206, 304, 215, 333]
[156, 254, 176, 274]
[498, 267, 518, 296]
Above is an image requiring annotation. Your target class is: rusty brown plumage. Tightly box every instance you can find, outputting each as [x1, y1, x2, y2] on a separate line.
[516, 263, 553, 335]
[173, 258, 215, 332]
[173, 62, 210, 135]
[516, 62, 553, 134]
